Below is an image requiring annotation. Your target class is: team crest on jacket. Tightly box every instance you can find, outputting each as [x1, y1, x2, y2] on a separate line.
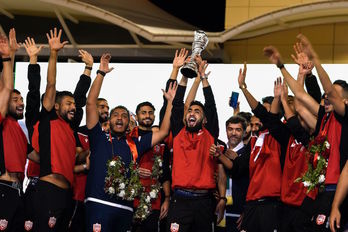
[0, 219, 8, 230]
[93, 223, 101, 232]
[24, 220, 33, 231]
[48, 217, 56, 228]
[170, 222, 179, 232]
[316, 214, 326, 225]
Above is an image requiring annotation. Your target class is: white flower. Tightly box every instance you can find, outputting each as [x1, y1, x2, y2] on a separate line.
[143, 205, 148, 210]
[324, 141, 330, 149]
[150, 190, 157, 199]
[145, 196, 151, 203]
[109, 161, 116, 167]
[119, 183, 125, 189]
[325, 162, 328, 168]
[158, 161, 162, 167]
[318, 174, 325, 184]
[317, 156, 320, 160]
[118, 190, 125, 198]
[108, 187, 115, 194]
[131, 189, 135, 195]
[303, 181, 311, 187]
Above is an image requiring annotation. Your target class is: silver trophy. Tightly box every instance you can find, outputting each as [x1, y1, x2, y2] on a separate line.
[181, 30, 209, 78]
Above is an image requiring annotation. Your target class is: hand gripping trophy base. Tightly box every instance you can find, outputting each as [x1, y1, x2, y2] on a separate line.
[180, 30, 209, 78]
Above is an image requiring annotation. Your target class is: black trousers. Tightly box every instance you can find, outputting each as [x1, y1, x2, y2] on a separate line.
[23, 177, 39, 231]
[280, 203, 312, 232]
[0, 180, 24, 232]
[241, 198, 281, 232]
[68, 200, 85, 232]
[166, 194, 215, 232]
[308, 191, 348, 232]
[32, 180, 72, 232]
[131, 210, 160, 232]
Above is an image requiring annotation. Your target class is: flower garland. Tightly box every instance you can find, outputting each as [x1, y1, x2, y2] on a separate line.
[104, 156, 142, 201]
[296, 135, 330, 193]
[104, 145, 164, 221]
[133, 146, 164, 221]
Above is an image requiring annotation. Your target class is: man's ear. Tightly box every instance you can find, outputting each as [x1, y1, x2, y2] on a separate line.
[54, 102, 59, 111]
[203, 116, 207, 125]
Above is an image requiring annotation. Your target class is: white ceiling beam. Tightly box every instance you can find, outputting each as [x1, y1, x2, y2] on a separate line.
[129, 31, 142, 47]
[61, 11, 79, 24]
[0, 7, 14, 19]
[54, 8, 78, 48]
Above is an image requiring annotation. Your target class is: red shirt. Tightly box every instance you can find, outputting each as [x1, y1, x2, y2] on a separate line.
[28, 122, 40, 177]
[32, 108, 76, 185]
[73, 131, 90, 201]
[2, 116, 28, 174]
[246, 130, 282, 201]
[134, 144, 165, 210]
[281, 136, 317, 206]
[320, 113, 342, 185]
[172, 127, 217, 190]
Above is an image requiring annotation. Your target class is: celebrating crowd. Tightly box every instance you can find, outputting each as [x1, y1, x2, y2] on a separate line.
[0, 27, 347, 232]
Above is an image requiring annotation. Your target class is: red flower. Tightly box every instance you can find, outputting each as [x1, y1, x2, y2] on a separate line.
[314, 135, 326, 144]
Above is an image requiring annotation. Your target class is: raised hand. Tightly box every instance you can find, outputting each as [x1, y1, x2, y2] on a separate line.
[297, 34, 317, 60]
[273, 77, 282, 98]
[9, 28, 21, 53]
[291, 42, 313, 75]
[78, 49, 93, 67]
[238, 62, 247, 87]
[46, 28, 68, 52]
[23, 37, 42, 58]
[197, 58, 211, 78]
[281, 82, 289, 102]
[0, 35, 10, 57]
[162, 81, 177, 102]
[173, 48, 188, 69]
[99, 53, 114, 73]
[264, 46, 283, 66]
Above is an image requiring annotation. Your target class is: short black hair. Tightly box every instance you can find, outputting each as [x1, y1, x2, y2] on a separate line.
[97, 98, 107, 102]
[262, 96, 274, 105]
[136, 101, 155, 115]
[237, 112, 252, 123]
[12, 89, 21, 95]
[110, 105, 130, 120]
[225, 115, 247, 131]
[333, 79, 348, 98]
[189, 100, 206, 115]
[55, 91, 74, 104]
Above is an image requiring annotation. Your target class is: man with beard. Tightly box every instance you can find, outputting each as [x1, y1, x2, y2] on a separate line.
[29, 28, 77, 231]
[130, 101, 171, 232]
[166, 58, 226, 232]
[237, 112, 252, 145]
[250, 115, 262, 137]
[0, 32, 35, 232]
[210, 115, 250, 232]
[85, 53, 175, 231]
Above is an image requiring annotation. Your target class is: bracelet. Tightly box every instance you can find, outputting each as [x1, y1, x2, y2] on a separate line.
[2, 57, 11, 62]
[83, 164, 87, 170]
[96, 70, 106, 77]
[85, 66, 92, 70]
[200, 74, 208, 80]
[277, 63, 285, 69]
[219, 196, 227, 202]
[165, 195, 170, 199]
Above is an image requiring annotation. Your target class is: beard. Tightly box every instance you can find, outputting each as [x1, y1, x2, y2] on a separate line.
[186, 120, 203, 133]
[138, 118, 154, 129]
[8, 110, 23, 120]
[99, 115, 108, 123]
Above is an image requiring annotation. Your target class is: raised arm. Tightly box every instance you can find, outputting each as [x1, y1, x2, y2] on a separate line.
[270, 77, 282, 115]
[152, 82, 177, 146]
[0, 35, 13, 116]
[9, 28, 21, 69]
[86, 54, 113, 129]
[170, 48, 188, 80]
[298, 34, 346, 116]
[238, 63, 258, 111]
[264, 46, 320, 116]
[70, 50, 93, 130]
[24, 37, 43, 140]
[43, 28, 68, 111]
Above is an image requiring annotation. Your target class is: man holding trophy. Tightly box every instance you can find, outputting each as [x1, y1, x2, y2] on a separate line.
[167, 31, 226, 232]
